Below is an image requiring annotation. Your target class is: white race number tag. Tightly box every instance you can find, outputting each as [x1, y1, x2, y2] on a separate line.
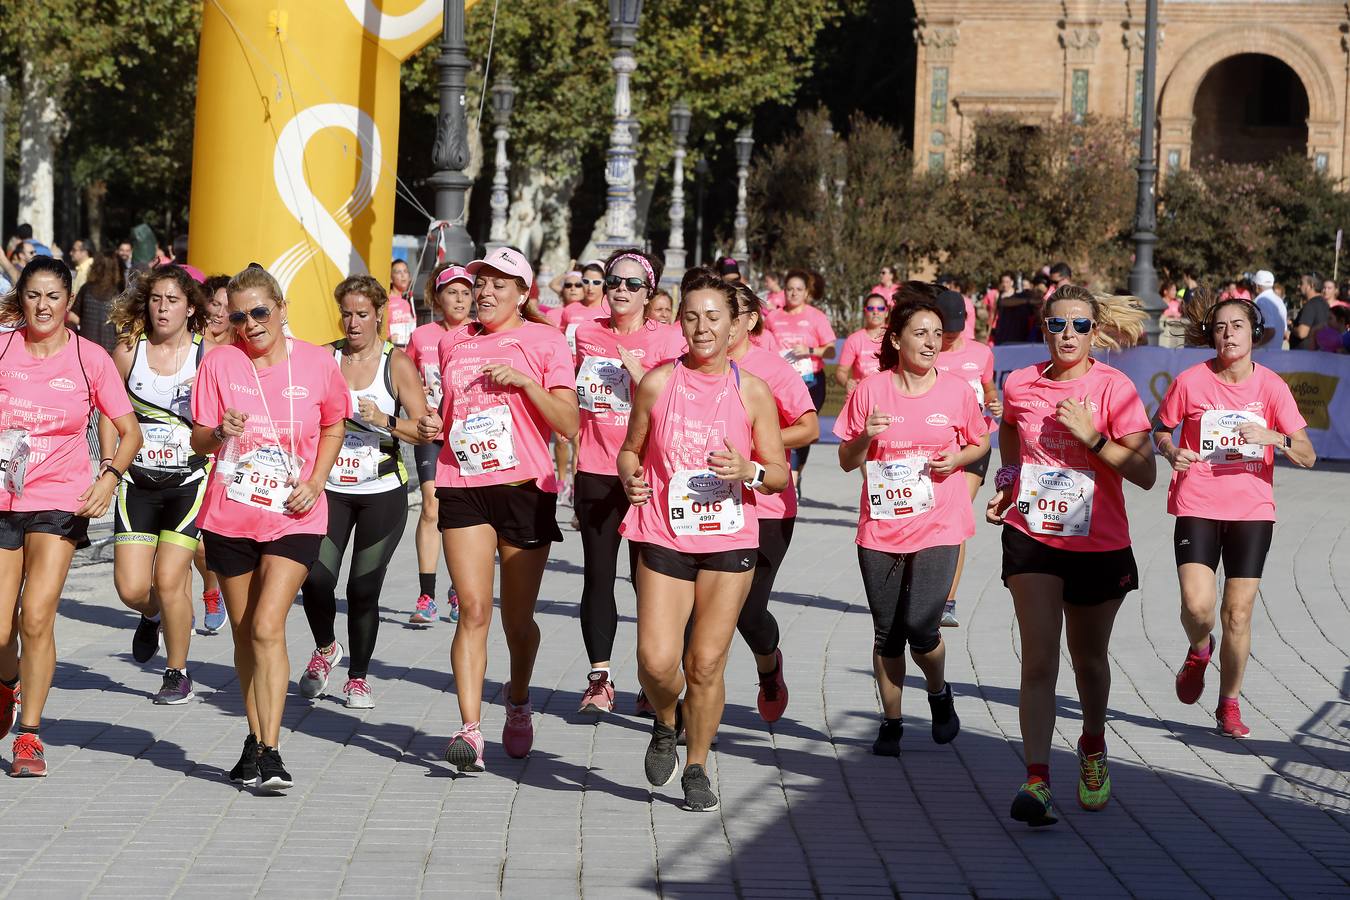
[0, 428, 30, 497]
[576, 356, 632, 413]
[226, 446, 297, 513]
[1016, 463, 1094, 537]
[667, 469, 744, 535]
[422, 363, 443, 408]
[449, 404, 518, 475]
[565, 324, 581, 357]
[865, 457, 935, 520]
[135, 422, 191, 471]
[1199, 409, 1266, 465]
[329, 431, 382, 486]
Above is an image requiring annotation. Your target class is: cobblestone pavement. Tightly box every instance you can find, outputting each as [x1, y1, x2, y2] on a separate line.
[3, 458, 1347, 898]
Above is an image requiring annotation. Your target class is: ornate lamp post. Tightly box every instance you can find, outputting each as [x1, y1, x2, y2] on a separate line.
[693, 158, 709, 268]
[732, 126, 754, 268]
[662, 100, 692, 285]
[1127, 0, 1162, 342]
[486, 73, 516, 251]
[599, 0, 642, 251]
[427, 0, 476, 267]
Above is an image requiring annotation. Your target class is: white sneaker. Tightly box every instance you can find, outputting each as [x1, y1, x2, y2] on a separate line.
[940, 602, 959, 628]
[299, 641, 343, 698]
[343, 676, 374, 709]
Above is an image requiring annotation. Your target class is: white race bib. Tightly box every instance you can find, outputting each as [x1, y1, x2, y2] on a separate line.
[135, 422, 191, 471]
[226, 446, 297, 514]
[565, 324, 581, 357]
[449, 404, 518, 476]
[667, 469, 744, 535]
[968, 378, 984, 409]
[0, 428, 30, 497]
[422, 363, 443, 408]
[576, 356, 632, 413]
[1017, 463, 1095, 537]
[782, 348, 814, 378]
[390, 319, 414, 347]
[865, 457, 935, 520]
[1199, 409, 1266, 465]
[329, 431, 382, 486]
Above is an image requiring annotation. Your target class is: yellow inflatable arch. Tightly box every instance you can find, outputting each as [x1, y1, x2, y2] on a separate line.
[187, 1, 473, 343]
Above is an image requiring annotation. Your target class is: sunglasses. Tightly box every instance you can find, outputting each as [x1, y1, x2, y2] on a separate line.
[1044, 316, 1093, 335]
[562, 281, 583, 289]
[228, 304, 275, 327]
[864, 305, 888, 313]
[581, 278, 604, 286]
[604, 275, 647, 292]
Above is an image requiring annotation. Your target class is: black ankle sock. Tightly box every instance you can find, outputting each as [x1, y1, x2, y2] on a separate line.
[16, 724, 38, 735]
[419, 574, 436, 596]
[1, 676, 17, 689]
[883, 717, 902, 729]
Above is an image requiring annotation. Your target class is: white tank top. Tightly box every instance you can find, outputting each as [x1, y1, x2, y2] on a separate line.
[328, 341, 406, 495]
[127, 334, 206, 482]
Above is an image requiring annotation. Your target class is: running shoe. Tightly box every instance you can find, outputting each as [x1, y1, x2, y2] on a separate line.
[569, 513, 580, 531]
[152, 669, 195, 705]
[940, 601, 959, 628]
[1175, 635, 1214, 705]
[756, 648, 789, 723]
[872, 719, 902, 757]
[446, 589, 460, 624]
[644, 718, 680, 787]
[202, 590, 226, 634]
[410, 594, 437, 625]
[132, 615, 161, 664]
[9, 733, 46, 778]
[299, 641, 343, 699]
[928, 683, 960, 744]
[0, 681, 17, 736]
[1216, 700, 1251, 738]
[256, 744, 293, 791]
[578, 670, 616, 715]
[1010, 782, 1058, 827]
[230, 734, 259, 785]
[681, 764, 719, 812]
[343, 677, 374, 709]
[1077, 743, 1111, 811]
[634, 689, 655, 719]
[502, 687, 534, 758]
[444, 724, 486, 773]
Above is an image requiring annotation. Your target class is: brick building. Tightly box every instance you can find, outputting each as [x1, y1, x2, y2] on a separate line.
[912, 1, 1347, 177]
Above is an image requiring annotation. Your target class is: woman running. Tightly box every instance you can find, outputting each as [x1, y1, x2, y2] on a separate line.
[986, 284, 1153, 827]
[190, 264, 349, 791]
[933, 289, 1002, 628]
[765, 269, 835, 493]
[619, 267, 787, 812]
[835, 288, 986, 757]
[835, 293, 888, 396]
[193, 274, 232, 635]
[727, 283, 818, 723]
[0, 257, 141, 777]
[1154, 292, 1314, 738]
[407, 263, 473, 625]
[386, 259, 416, 348]
[572, 248, 683, 714]
[104, 264, 210, 704]
[436, 247, 578, 773]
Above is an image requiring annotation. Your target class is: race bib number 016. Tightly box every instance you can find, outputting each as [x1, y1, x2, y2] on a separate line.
[865, 457, 934, 520]
[226, 446, 298, 514]
[668, 469, 744, 535]
[135, 422, 191, 471]
[329, 431, 382, 486]
[576, 356, 632, 414]
[1199, 409, 1266, 465]
[449, 405, 519, 476]
[1016, 464, 1094, 537]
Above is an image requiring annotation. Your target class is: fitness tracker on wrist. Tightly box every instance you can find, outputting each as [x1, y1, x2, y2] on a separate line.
[744, 462, 766, 489]
[1091, 434, 1108, 454]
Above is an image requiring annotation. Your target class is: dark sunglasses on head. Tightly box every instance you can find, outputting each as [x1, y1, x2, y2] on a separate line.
[605, 275, 647, 292]
[228, 305, 274, 327]
[1044, 316, 1093, 335]
[864, 304, 888, 313]
[581, 278, 604, 286]
[562, 281, 583, 289]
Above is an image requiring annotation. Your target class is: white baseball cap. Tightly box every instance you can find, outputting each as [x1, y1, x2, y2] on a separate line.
[466, 246, 534, 289]
[1253, 269, 1275, 288]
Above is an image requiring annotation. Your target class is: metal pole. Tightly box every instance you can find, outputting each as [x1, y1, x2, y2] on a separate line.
[732, 126, 754, 269]
[599, 1, 643, 252]
[0, 77, 8, 241]
[663, 101, 691, 286]
[694, 159, 708, 268]
[1127, 0, 1161, 343]
[486, 74, 515, 251]
[426, 0, 477, 268]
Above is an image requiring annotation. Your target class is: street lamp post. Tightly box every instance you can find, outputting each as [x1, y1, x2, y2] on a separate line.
[662, 100, 692, 286]
[1127, 0, 1162, 342]
[599, 0, 643, 251]
[0, 77, 7, 240]
[732, 126, 754, 270]
[693, 158, 709, 268]
[426, 0, 477, 269]
[486, 73, 516, 251]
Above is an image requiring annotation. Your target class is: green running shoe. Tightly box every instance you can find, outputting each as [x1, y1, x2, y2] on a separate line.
[1077, 745, 1111, 811]
[1010, 781, 1058, 827]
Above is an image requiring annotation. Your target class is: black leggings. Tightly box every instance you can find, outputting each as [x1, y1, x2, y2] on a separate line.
[576, 472, 638, 663]
[857, 544, 959, 657]
[791, 377, 828, 472]
[1174, 516, 1273, 579]
[737, 517, 794, 657]
[302, 487, 409, 679]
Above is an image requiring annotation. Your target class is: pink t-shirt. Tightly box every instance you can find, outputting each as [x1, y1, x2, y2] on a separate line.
[1001, 360, 1151, 552]
[543, 305, 564, 327]
[869, 284, 898, 306]
[1156, 362, 1305, 522]
[192, 339, 350, 541]
[936, 337, 995, 429]
[765, 305, 836, 378]
[387, 293, 415, 347]
[749, 322, 778, 350]
[619, 362, 758, 552]
[573, 318, 685, 477]
[409, 321, 454, 411]
[0, 331, 133, 514]
[735, 345, 814, 520]
[560, 300, 610, 329]
[833, 371, 984, 553]
[435, 321, 574, 492]
[838, 329, 884, 384]
[764, 290, 786, 311]
[962, 296, 977, 342]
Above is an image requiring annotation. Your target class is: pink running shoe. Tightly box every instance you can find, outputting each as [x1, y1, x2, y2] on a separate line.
[299, 642, 342, 699]
[635, 689, 655, 719]
[1175, 635, 1213, 705]
[1217, 700, 1251, 738]
[502, 686, 534, 758]
[578, 670, 616, 715]
[410, 594, 437, 625]
[444, 723, 486, 772]
[756, 649, 789, 724]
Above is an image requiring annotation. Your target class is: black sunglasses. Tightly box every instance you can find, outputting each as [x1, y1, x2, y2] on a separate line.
[604, 275, 647, 292]
[228, 305, 275, 327]
[562, 281, 583, 289]
[1044, 316, 1092, 335]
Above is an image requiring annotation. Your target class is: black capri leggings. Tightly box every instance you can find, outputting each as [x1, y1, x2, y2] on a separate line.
[576, 472, 638, 664]
[1174, 516, 1273, 580]
[857, 544, 960, 657]
[737, 517, 794, 657]
[791, 377, 828, 472]
[302, 487, 409, 680]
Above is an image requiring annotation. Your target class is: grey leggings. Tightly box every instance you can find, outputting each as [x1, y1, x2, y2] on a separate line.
[857, 544, 960, 657]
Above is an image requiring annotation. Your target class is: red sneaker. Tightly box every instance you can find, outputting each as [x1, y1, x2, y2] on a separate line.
[756, 649, 789, 723]
[502, 685, 534, 758]
[0, 682, 17, 736]
[10, 733, 46, 777]
[1175, 636, 1213, 705]
[577, 670, 615, 715]
[1217, 701, 1250, 738]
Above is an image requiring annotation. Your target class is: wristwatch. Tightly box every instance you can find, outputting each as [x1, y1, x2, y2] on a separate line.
[1090, 434, 1108, 454]
[744, 462, 766, 489]
[1283, 433, 1293, 450]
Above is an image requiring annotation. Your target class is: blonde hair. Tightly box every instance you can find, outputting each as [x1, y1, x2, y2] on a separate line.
[1045, 284, 1146, 350]
[226, 265, 285, 306]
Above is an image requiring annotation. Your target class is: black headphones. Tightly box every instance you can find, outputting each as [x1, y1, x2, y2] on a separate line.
[1204, 297, 1264, 344]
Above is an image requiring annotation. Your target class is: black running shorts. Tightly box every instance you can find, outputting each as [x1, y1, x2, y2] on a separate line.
[636, 542, 757, 583]
[436, 482, 562, 549]
[1173, 516, 1273, 579]
[1001, 526, 1139, 605]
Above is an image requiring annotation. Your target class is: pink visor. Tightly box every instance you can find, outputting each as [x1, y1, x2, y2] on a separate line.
[435, 265, 472, 289]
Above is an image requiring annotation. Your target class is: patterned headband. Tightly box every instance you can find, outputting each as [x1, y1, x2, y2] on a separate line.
[609, 253, 655, 289]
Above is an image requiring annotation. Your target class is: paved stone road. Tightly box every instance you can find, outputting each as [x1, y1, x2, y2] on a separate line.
[3, 458, 1347, 898]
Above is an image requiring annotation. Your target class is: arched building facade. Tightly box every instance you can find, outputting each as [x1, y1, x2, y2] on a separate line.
[912, 1, 1349, 178]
